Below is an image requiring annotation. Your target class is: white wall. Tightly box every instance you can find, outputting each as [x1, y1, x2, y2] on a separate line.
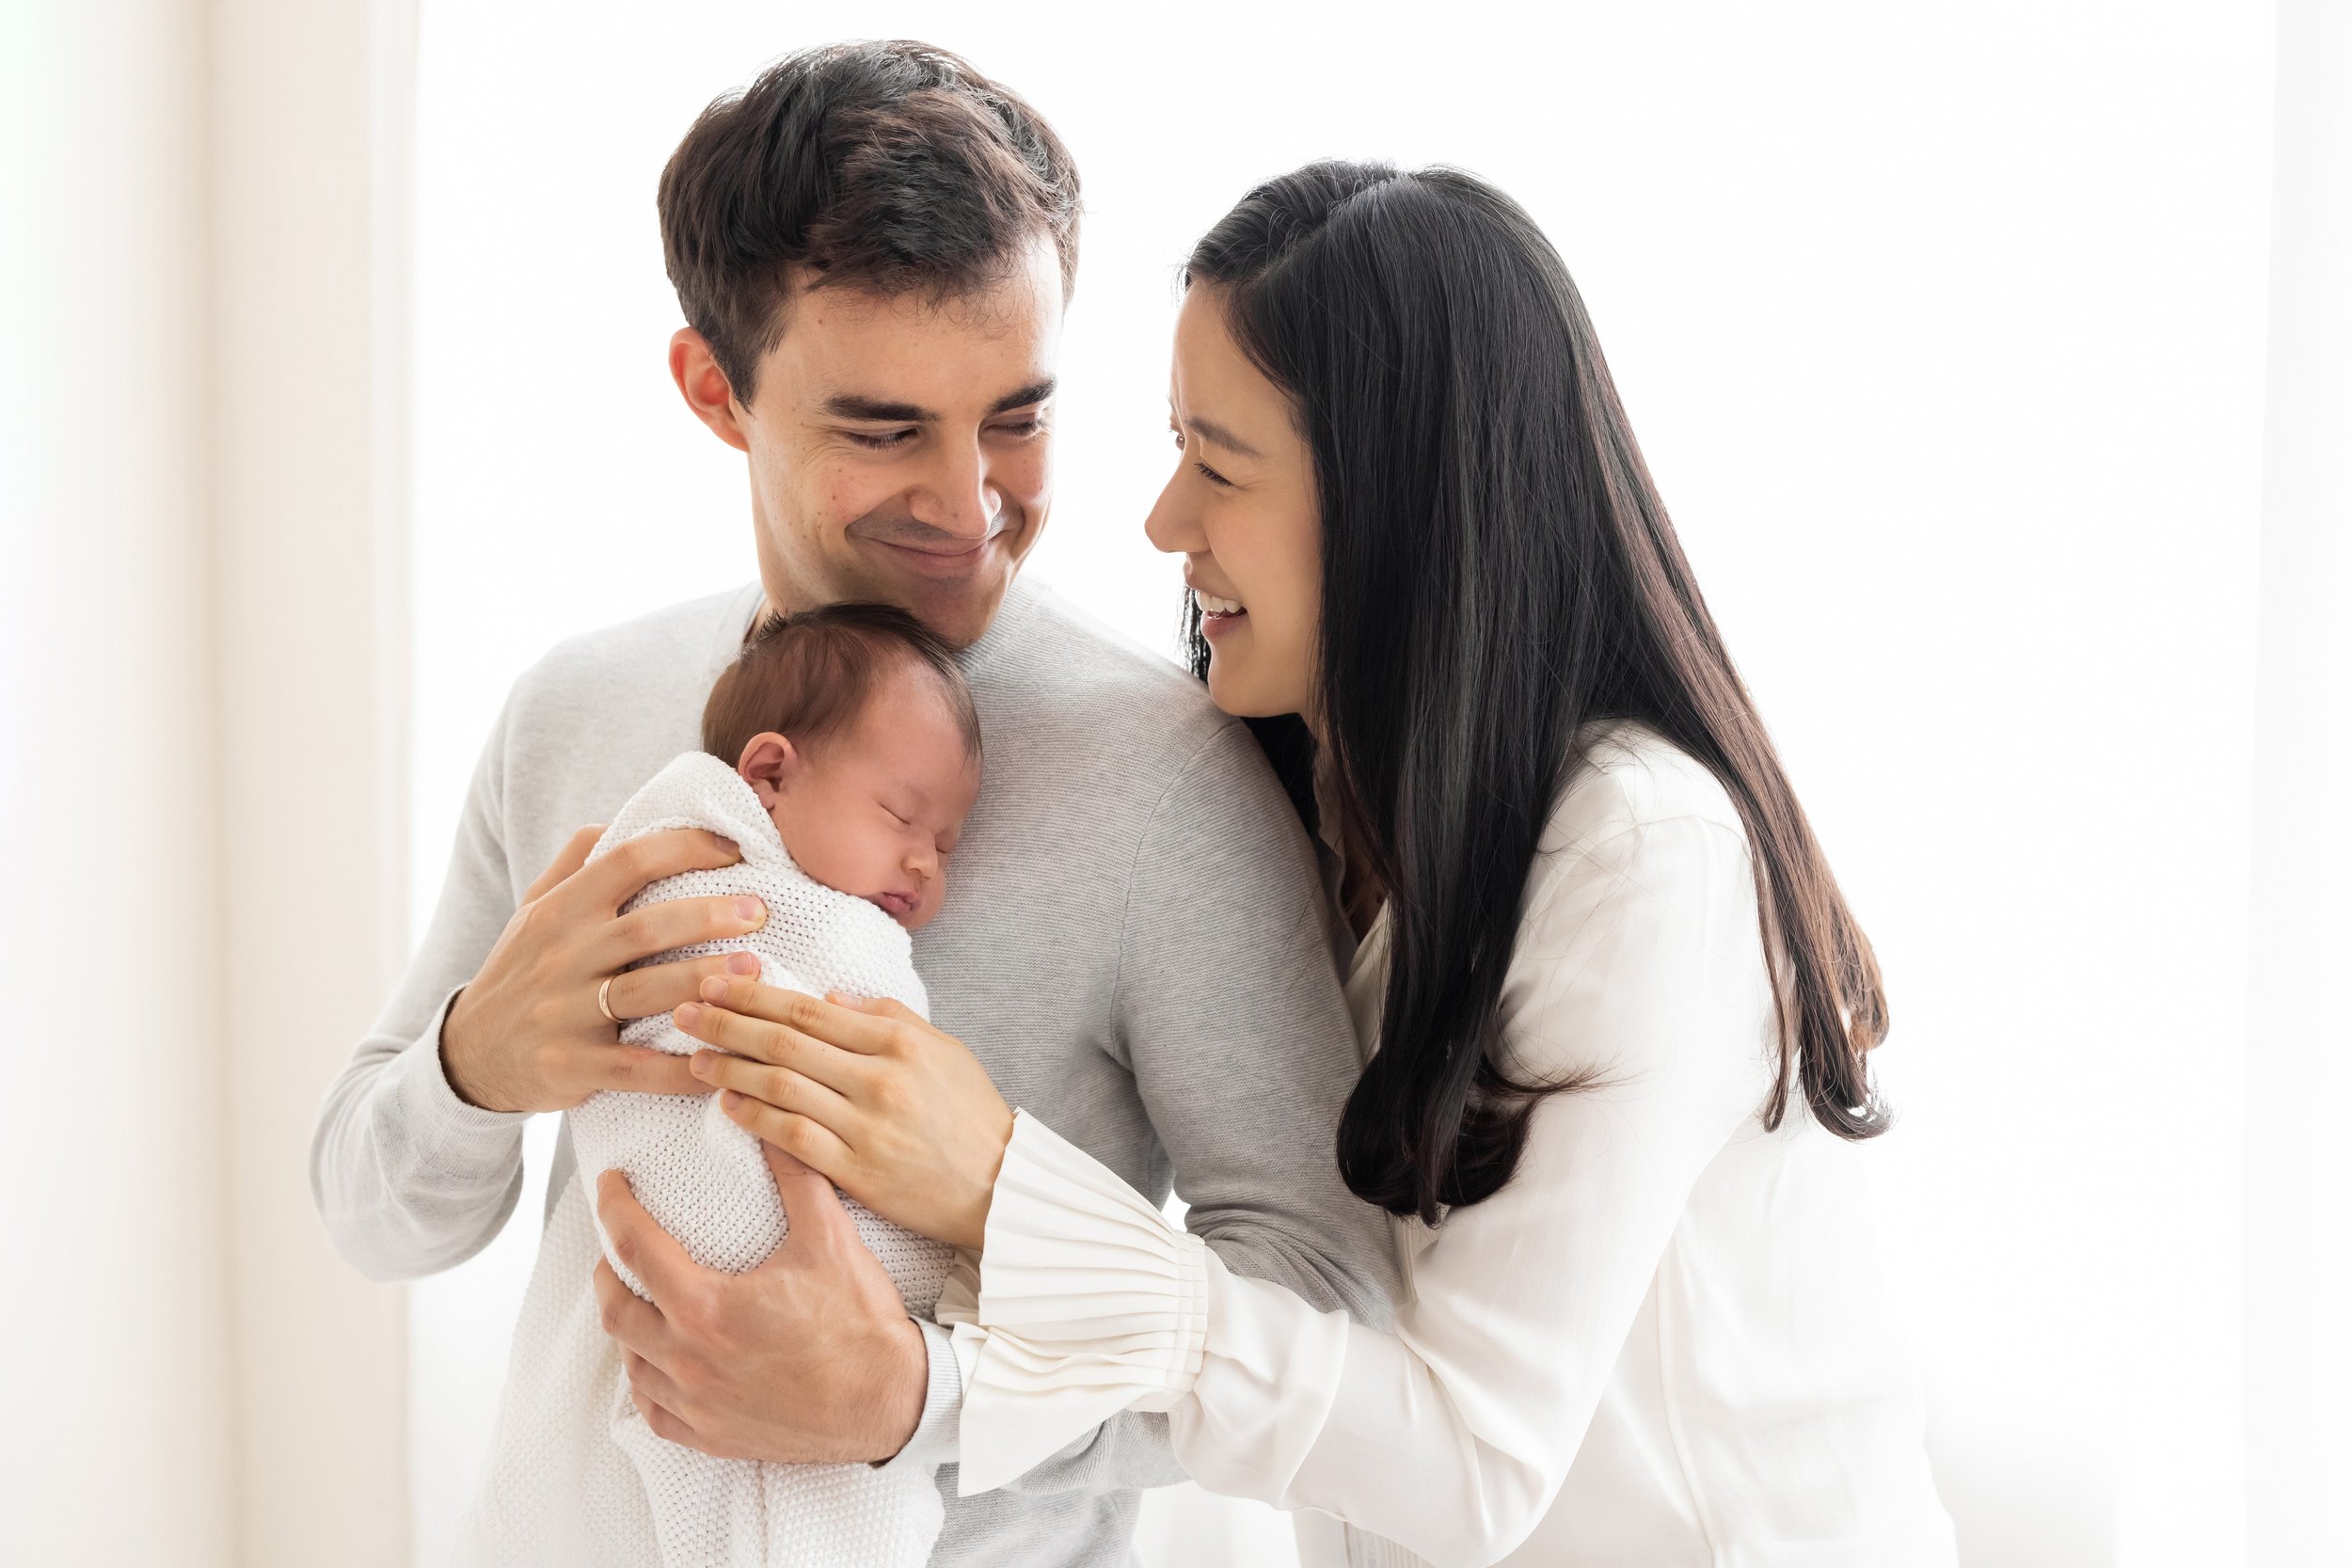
[213, 0, 416, 1560]
[1, 3, 413, 1563]
[0, 5, 232, 1562]
[397, 4, 2297, 1564]
[2245, 1, 2352, 1559]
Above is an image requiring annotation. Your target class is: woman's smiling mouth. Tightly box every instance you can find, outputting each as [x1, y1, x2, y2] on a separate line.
[1195, 588, 1248, 638]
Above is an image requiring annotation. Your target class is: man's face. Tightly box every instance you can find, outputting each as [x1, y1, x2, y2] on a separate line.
[677, 235, 1063, 649]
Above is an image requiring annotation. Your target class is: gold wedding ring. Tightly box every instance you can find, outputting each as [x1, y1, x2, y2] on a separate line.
[596, 974, 620, 1024]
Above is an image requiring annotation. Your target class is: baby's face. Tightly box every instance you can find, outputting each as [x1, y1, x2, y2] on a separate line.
[740, 663, 980, 930]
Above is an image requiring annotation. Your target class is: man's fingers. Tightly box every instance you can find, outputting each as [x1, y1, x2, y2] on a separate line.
[575, 827, 743, 915]
[757, 1135, 857, 1253]
[597, 894, 767, 973]
[595, 1169, 707, 1315]
[623, 1348, 686, 1416]
[582, 1046, 707, 1099]
[630, 1384, 707, 1452]
[523, 823, 605, 904]
[605, 952, 762, 1022]
[591, 1257, 679, 1370]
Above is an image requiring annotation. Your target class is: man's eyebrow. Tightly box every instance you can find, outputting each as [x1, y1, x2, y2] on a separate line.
[989, 378, 1056, 415]
[1187, 415, 1263, 461]
[819, 378, 1055, 423]
[824, 394, 935, 422]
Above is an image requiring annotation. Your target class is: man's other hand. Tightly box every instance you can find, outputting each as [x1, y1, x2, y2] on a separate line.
[438, 824, 767, 1113]
[591, 1144, 930, 1464]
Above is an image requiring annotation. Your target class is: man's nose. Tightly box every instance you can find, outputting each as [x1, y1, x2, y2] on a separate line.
[908, 439, 1002, 541]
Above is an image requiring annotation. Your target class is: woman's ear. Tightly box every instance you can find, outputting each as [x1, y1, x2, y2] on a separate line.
[738, 732, 800, 809]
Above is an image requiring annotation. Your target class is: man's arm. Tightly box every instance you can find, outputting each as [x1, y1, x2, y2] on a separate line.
[310, 701, 531, 1281]
[310, 693, 764, 1281]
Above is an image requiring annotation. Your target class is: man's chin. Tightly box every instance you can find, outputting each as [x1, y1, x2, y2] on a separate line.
[859, 548, 1019, 648]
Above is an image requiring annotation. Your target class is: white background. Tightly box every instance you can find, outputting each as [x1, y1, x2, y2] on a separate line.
[400, 5, 2321, 1565]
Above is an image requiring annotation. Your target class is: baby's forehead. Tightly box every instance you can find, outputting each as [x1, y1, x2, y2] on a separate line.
[818, 679, 979, 789]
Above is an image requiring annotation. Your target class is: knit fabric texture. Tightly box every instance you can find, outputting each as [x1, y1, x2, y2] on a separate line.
[533, 750, 952, 1567]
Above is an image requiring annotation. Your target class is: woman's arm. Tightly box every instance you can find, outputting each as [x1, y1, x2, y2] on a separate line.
[949, 812, 1771, 1567]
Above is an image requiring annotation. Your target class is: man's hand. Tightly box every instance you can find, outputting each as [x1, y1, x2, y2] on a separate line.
[439, 824, 769, 1113]
[592, 1144, 930, 1465]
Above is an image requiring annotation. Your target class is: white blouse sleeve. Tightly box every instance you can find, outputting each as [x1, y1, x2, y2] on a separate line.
[940, 812, 1771, 1567]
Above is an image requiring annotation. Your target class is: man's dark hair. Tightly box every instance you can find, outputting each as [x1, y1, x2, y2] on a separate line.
[658, 40, 1081, 401]
[703, 601, 982, 767]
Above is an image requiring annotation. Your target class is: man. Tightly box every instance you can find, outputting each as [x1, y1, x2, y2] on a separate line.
[310, 39, 1394, 1566]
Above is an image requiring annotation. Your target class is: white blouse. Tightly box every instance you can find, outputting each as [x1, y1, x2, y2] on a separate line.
[937, 723, 1956, 1567]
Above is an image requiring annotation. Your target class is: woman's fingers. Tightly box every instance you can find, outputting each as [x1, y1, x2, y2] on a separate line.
[674, 993, 871, 1096]
[692, 1051, 856, 1135]
[717, 1090, 860, 1188]
[694, 980, 908, 1057]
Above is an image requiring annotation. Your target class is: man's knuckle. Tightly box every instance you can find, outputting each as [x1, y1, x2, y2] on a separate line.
[667, 1287, 710, 1338]
[612, 906, 659, 952]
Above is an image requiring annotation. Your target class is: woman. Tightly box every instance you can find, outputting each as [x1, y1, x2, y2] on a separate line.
[682, 161, 1956, 1565]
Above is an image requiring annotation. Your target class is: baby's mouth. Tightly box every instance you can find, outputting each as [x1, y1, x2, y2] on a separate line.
[871, 890, 918, 921]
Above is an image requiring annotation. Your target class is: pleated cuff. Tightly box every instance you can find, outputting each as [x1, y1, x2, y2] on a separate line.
[943, 1109, 1207, 1495]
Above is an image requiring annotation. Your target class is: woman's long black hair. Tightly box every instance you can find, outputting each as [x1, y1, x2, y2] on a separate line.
[1184, 163, 1889, 1226]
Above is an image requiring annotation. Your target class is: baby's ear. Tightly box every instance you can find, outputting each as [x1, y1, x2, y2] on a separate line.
[737, 732, 798, 808]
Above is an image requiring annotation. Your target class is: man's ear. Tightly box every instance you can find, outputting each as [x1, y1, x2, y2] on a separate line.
[670, 328, 753, 453]
[738, 732, 799, 809]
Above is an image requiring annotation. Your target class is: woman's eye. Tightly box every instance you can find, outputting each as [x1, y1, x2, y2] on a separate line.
[1192, 460, 1231, 487]
[849, 428, 917, 450]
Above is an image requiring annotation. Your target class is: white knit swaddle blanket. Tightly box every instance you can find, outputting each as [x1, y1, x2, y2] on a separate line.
[567, 750, 956, 1568]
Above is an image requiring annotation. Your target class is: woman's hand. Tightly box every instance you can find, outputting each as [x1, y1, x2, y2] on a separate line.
[674, 977, 1014, 1250]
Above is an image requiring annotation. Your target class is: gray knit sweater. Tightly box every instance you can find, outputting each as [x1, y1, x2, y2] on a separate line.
[310, 577, 1398, 1566]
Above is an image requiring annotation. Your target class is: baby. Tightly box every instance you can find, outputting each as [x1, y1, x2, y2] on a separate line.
[573, 602, 980, 1568]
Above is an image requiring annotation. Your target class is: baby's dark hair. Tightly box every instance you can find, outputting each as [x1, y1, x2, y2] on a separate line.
[702, 602, 981, 766]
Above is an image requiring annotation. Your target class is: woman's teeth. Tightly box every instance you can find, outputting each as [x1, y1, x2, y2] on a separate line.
[1196, 592, 1247, 616]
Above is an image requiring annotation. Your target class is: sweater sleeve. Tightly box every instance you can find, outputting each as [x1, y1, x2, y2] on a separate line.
[309, 697, 532, 1281]
[949, 814, 1767, 1565]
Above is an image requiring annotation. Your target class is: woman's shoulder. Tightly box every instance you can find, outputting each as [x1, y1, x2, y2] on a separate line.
[1538, 719, 1748, 861]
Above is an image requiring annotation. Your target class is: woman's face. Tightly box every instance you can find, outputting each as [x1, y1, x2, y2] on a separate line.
[1144, 285, 1322, 720]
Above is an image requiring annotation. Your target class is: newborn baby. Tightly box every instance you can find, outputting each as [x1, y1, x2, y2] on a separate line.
[574, 601, 980, 1568]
